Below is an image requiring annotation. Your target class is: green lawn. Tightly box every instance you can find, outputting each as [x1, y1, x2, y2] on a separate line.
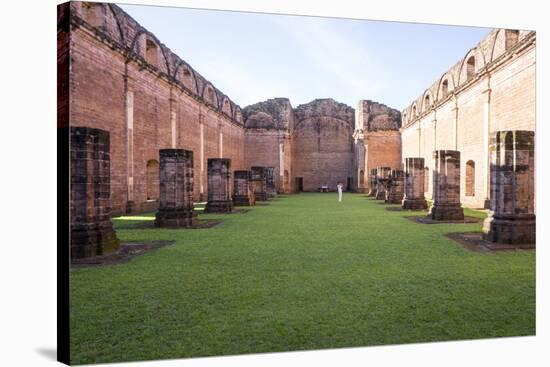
[70, 193, 535, 365]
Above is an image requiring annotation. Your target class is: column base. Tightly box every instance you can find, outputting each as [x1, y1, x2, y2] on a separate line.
[71, 223, 120, 260]
[482, 215, 536, 245]
[402, 198, 428, 210]
[255, 192, 268, 202]
[375, 190, 386, 200]
[429, 203, 464, 221]
[155, 209, 197, 227]
[233, 195, 255, 206]
[386, 191, 404, 204]
[205, 200, 234, 213]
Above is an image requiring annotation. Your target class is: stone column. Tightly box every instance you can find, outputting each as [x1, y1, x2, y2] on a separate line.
[251, 166, 268, 201]
[402, 157, 428, 210]
[375, 167, 391, 200]
[429, 150, 464, 220]
[265, 166, 277, 198]
[70, 127, 119, 259]
[205, 158, 233, 213]
[233, 170, 255, 206]
[366, 168, 377, 196]
[483, 131, 535, 244]
[155, 149, 196, 227]
[386, 169, 405, 204]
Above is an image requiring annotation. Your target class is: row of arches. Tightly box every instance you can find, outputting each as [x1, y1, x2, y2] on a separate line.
[403, 29, 524, 125]
[77, 2, 243, 123]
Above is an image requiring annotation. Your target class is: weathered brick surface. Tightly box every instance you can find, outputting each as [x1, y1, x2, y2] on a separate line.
[64, 2, 246, 215]
[429, 150, 464, 220]
[243, 98, 294, 193]
[293, 99, 355, 191]
[251, 166, 268, 201]
[233, 170, 255, 206]
[402, 157, 428, 210]
[375, 167, 391, 200]
[70, 126, 119, 259]
[355, 100, 403, 193]
[386, 169, 405, 204]
[483, 131, 535, 244]
[205, 158, 233, 213]
[365, 169, 377, 196]
[265, 167, 277, 198]
[155, 149, 196, 227]
[401, 29, 536, 208]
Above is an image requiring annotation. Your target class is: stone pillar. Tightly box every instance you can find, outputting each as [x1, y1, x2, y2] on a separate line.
[265, 166, 277, 198]
[155, 149, 196, 227]
[402, 157, 428, 210]
[483, 131, 535, 244]
[386, 169, 405, 204]
[70, 127, 119, 259]
[233, 170, 255, 206]
[205, 158, 233, 213]
[429, 150, 464, 220]
[375, 167, 391, 200]
[251, 166, 268, 201]
[366, 168, 377, 196]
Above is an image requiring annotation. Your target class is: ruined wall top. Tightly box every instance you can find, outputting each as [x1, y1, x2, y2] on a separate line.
[60, 2, 244, 124]
[243, 98, 295, 130]
[402, 28, 536, 128]
[355, 100, 401, 132]
[294, 98, 355, 127]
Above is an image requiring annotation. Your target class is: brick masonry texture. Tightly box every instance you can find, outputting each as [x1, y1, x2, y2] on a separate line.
[483, 131, 535, 244]
[59, 2, 536, 221]
[402, 157, 428, 210]
[375, 167, 391, 200]
[251, 166, 268, 202]
[59, 2, 403, 214]
[205, 158, 234, 213]
[401, 29, 536, 208]
[233, 170, 255, 206]
[155, 149, 196, 227]
[70, 127, 120, 259]
[429, 150, 465, 220]
[386, 169, 405, 204]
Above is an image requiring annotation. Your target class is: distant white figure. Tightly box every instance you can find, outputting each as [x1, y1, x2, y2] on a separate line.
[337, 182, 343, 202]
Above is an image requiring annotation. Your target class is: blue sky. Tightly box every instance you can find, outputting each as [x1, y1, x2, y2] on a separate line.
[119, 3, 490, 110]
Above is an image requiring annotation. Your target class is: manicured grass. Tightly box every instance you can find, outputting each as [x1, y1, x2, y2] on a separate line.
[70, 193, 535, 365]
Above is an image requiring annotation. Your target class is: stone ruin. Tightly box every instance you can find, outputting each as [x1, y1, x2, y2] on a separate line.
[251, 166, 268, 201]
[386, 169, 405, 204]
[155, 149, 197, 227]
[402, 157, 428, 210]
[265, 167, 277, 198]
[375, 167, 392, 200]
[429, 150, 464, 220]
[233, 170, 256, 206]
[367, 168, 377, 197]
[70, 127, 120, 260]
[205, 158, 234, 213]
[483, 131, 535, 244]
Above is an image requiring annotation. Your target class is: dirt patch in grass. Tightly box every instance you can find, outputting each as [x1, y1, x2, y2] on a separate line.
[228, 208, 250, 214]
[71, 240, 175, 267]
[117, 219, 222, 230]
[405, 216, 482, 224]
[446, 232, 536, 252]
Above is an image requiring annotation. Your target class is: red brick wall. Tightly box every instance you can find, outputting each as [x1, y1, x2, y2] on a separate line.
[401, 29, 535, 208]
[65, 2, 246, 214]
[293, 99, 355, 191]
